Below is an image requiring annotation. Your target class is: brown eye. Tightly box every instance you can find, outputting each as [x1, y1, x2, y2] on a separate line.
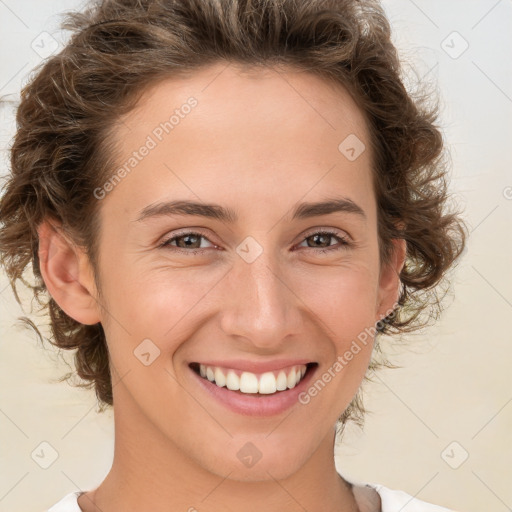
[172, 233, 202, 249]
[306, 233, 333, 248]
[297, 230, 351, 253]
[159, 231, 216, 254]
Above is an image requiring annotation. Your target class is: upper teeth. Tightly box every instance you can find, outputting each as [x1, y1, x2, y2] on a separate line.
[199, 364, 307, 394]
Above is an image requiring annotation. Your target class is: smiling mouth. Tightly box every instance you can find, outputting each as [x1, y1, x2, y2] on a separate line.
[189, 362, 317, 396]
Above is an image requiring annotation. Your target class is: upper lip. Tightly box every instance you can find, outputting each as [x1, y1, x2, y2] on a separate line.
[190, 359, 316, 374]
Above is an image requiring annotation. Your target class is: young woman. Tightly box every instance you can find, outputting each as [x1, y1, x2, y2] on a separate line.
[0, 0, 466, 510]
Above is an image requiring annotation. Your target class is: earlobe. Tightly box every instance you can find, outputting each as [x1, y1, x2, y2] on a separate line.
[37, 219, 101, 326]
[376, 237, 407, 320]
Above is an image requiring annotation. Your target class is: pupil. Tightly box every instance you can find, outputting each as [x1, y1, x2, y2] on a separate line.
[180, 235, 199, 248]
[311, 234, 328, 247]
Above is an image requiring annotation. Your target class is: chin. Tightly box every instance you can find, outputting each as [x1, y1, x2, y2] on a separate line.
[203, 438, 312, 482]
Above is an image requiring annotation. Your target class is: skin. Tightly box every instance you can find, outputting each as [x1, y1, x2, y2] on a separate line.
[38, 62, 406, 512]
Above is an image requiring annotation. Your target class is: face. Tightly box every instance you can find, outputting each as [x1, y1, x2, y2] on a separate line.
[43, 62, 405, 482]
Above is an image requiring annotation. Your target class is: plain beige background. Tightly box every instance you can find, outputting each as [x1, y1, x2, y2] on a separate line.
[0, 1, 511, 511]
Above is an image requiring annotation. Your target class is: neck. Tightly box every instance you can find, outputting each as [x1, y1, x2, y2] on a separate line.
[79, 393, 360, 512]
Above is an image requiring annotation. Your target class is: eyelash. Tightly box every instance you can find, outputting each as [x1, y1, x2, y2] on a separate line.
[158, 229, 352, 255]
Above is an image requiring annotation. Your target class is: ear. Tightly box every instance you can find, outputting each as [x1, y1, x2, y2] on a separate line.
[37, 218, 101, 325]
[376, 237, 406, 322]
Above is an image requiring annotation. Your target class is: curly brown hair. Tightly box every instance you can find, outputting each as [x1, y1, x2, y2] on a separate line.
[0, 0, 467, 431]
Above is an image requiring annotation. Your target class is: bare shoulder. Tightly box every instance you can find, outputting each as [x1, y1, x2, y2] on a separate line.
[351, 483, 382, 512]
[77, 490, 98, 512]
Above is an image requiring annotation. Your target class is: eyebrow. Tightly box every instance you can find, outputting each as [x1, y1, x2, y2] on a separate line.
[135, 197, 367, 223]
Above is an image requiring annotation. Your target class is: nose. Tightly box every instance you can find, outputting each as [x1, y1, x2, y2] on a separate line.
[218, 252, 304, 350]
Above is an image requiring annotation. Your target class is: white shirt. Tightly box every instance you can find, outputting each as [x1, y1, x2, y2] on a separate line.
[47, 482, 457, 511]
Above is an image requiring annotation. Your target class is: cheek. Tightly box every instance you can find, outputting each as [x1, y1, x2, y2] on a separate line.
[293, 263, 380, 332]
[106, 264, 213, 325]
[291, 264, 379, 390]
[101, 267, 223, 364]
[103, 255, 380, 364]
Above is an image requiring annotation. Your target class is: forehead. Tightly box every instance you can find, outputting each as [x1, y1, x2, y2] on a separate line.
[119, 62, 370, 146]
[103, 61, 375, 223]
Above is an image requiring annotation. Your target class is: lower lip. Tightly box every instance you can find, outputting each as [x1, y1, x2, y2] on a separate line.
[189, 364, 317, 417]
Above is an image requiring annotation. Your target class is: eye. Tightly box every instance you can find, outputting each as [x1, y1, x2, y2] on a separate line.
[159, 229, 351, 255]
[159, 231, 217, 255]
[296, 230, 352, 254]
